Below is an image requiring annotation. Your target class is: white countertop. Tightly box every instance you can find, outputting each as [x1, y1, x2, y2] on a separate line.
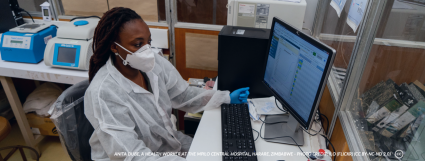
[186, 78, 325, 161]
[186, 108, 313, 161]
[0, 54, 88, 84]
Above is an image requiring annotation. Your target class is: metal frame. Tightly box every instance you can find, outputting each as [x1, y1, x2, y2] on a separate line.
[336, 0, 388, 160]
[169, 0, 226, 131]
[174, 22, 224, 31]
[312, 0, 331, 38]
[166, 0, 181, 130]
[169, 0, 177, 66]
[319, 34, 425, 49]
[48, 0, 59, 21]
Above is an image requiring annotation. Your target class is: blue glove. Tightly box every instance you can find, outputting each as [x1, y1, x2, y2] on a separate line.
[230, 87, 250, 104]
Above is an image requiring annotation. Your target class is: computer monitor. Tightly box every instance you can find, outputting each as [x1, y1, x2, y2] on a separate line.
[262, 17, 336, 145]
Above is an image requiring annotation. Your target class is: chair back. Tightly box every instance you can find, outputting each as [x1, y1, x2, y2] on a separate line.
[51, 80, 93, 161]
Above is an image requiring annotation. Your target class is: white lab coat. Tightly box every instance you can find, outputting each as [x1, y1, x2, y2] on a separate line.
[84, 54, 231, 161]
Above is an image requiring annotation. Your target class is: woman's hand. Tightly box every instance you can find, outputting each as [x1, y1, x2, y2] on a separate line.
[230, 87, 250, 104]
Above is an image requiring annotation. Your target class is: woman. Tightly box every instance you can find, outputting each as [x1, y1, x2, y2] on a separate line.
[84, 7, 250, 160]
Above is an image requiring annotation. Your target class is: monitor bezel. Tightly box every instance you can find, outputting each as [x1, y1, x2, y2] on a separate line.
[262, 17, 336, 131]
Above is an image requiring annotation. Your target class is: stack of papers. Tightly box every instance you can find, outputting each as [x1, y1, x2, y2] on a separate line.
[247, 96, 287, 121]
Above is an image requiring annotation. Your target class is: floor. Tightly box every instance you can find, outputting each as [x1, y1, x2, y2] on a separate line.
[0, 121, 71, 161]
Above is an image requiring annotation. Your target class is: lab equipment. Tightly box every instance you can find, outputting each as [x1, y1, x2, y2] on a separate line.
[44, 18, 99, 70]
[40, 2, 51, 22]
[84, 54, 231, 160]
[261, 17, 335, 145]
[0, 0, 24, 33]
[218, 26, 272, 98]
[221, 104, 257, 161]
[227, 0, 306, 29]
[229, 87, 250, 104]
[0, 24, 57, 63]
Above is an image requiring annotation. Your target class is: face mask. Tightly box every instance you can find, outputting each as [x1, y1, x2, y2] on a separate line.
[114, 42, 155, 73]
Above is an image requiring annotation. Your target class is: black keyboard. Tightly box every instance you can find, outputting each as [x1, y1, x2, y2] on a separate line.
[221, 104, 257, 161]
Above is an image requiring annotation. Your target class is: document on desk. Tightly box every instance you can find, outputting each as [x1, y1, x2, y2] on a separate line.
[248, 96, 286, 116]
[330, 0, 347, 17]
[346, 0, 368, 32]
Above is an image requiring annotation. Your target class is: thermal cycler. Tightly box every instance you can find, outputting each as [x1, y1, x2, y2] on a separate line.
[1, 23, 57, 63]
[44, 18, 99, 70]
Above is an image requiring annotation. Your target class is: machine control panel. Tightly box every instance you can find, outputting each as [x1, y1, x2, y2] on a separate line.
[52, 43, 81, 67]
[2, 35, 32, 49]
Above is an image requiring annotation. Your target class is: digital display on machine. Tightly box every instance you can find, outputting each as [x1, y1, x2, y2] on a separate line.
[57, 47, 77, 63]
[264, 22, 329, 123]
[10, 40, 23, 44]
[43, 9, 49, 16]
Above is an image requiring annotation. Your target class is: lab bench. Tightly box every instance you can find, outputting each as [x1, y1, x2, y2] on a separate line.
[0, 24, 169, 159]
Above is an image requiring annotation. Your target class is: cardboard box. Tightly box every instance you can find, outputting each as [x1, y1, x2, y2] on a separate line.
[26, 113, 58, 136]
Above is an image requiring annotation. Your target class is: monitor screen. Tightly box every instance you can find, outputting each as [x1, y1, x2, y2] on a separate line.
[43, 9, 49, 16]
[57, 47, 77, 63]
[263, 21, 330, 125]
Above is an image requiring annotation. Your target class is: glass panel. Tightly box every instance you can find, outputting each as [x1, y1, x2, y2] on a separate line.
[158, 0, 166, 21]
[177, 0, 228, 25]
[59, 0, 166, 22]
[378, 0, 425, 41]
[17, 0, 45, 12]
[61, 0, 108, 17]
[346, 1, 425, 160]
[185, 33, 218, 71]
[319, 0, 358, 98]
[109, 0, 159, 22]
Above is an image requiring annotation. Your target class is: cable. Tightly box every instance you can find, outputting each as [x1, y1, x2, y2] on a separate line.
[299, 111, 323, 136]
[320, 113, 329, 135]
[302, 120, 323, 136]
[252, 129, 260, 141]
[321, 134, 336, 161]
[275, 98, 287, 113]
[10, 5, 34, 23]
[70, 16, 101, 22]
[257, 120, 309, 159]
[302, 27, 313, 35]
[320, 117, 327, 135]
[15, 8, 34, 23]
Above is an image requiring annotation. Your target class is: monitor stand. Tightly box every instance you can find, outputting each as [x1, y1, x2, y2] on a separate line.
[264, 114, 304, 146]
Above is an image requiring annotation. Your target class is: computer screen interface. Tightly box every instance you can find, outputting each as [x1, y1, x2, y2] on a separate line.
[263, 22, 329, 125]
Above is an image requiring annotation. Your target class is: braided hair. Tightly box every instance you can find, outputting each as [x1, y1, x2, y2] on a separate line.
[89, 7, 143, 82]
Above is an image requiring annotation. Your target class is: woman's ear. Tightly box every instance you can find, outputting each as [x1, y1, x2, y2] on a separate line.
[110, 43, 118, 54]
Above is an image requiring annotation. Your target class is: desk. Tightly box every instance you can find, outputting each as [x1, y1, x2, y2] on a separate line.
[0, 24, 168, 158]
[187, 109, 314, 161]
[187, 80, 324, 161]
[0, 54, 88, 158]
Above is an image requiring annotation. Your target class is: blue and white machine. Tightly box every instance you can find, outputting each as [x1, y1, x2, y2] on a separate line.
[44, 18, 99, 70]
[0, 23, 57, 63]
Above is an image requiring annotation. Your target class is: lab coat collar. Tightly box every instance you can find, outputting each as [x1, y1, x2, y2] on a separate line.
[106, 57, 151, 94]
